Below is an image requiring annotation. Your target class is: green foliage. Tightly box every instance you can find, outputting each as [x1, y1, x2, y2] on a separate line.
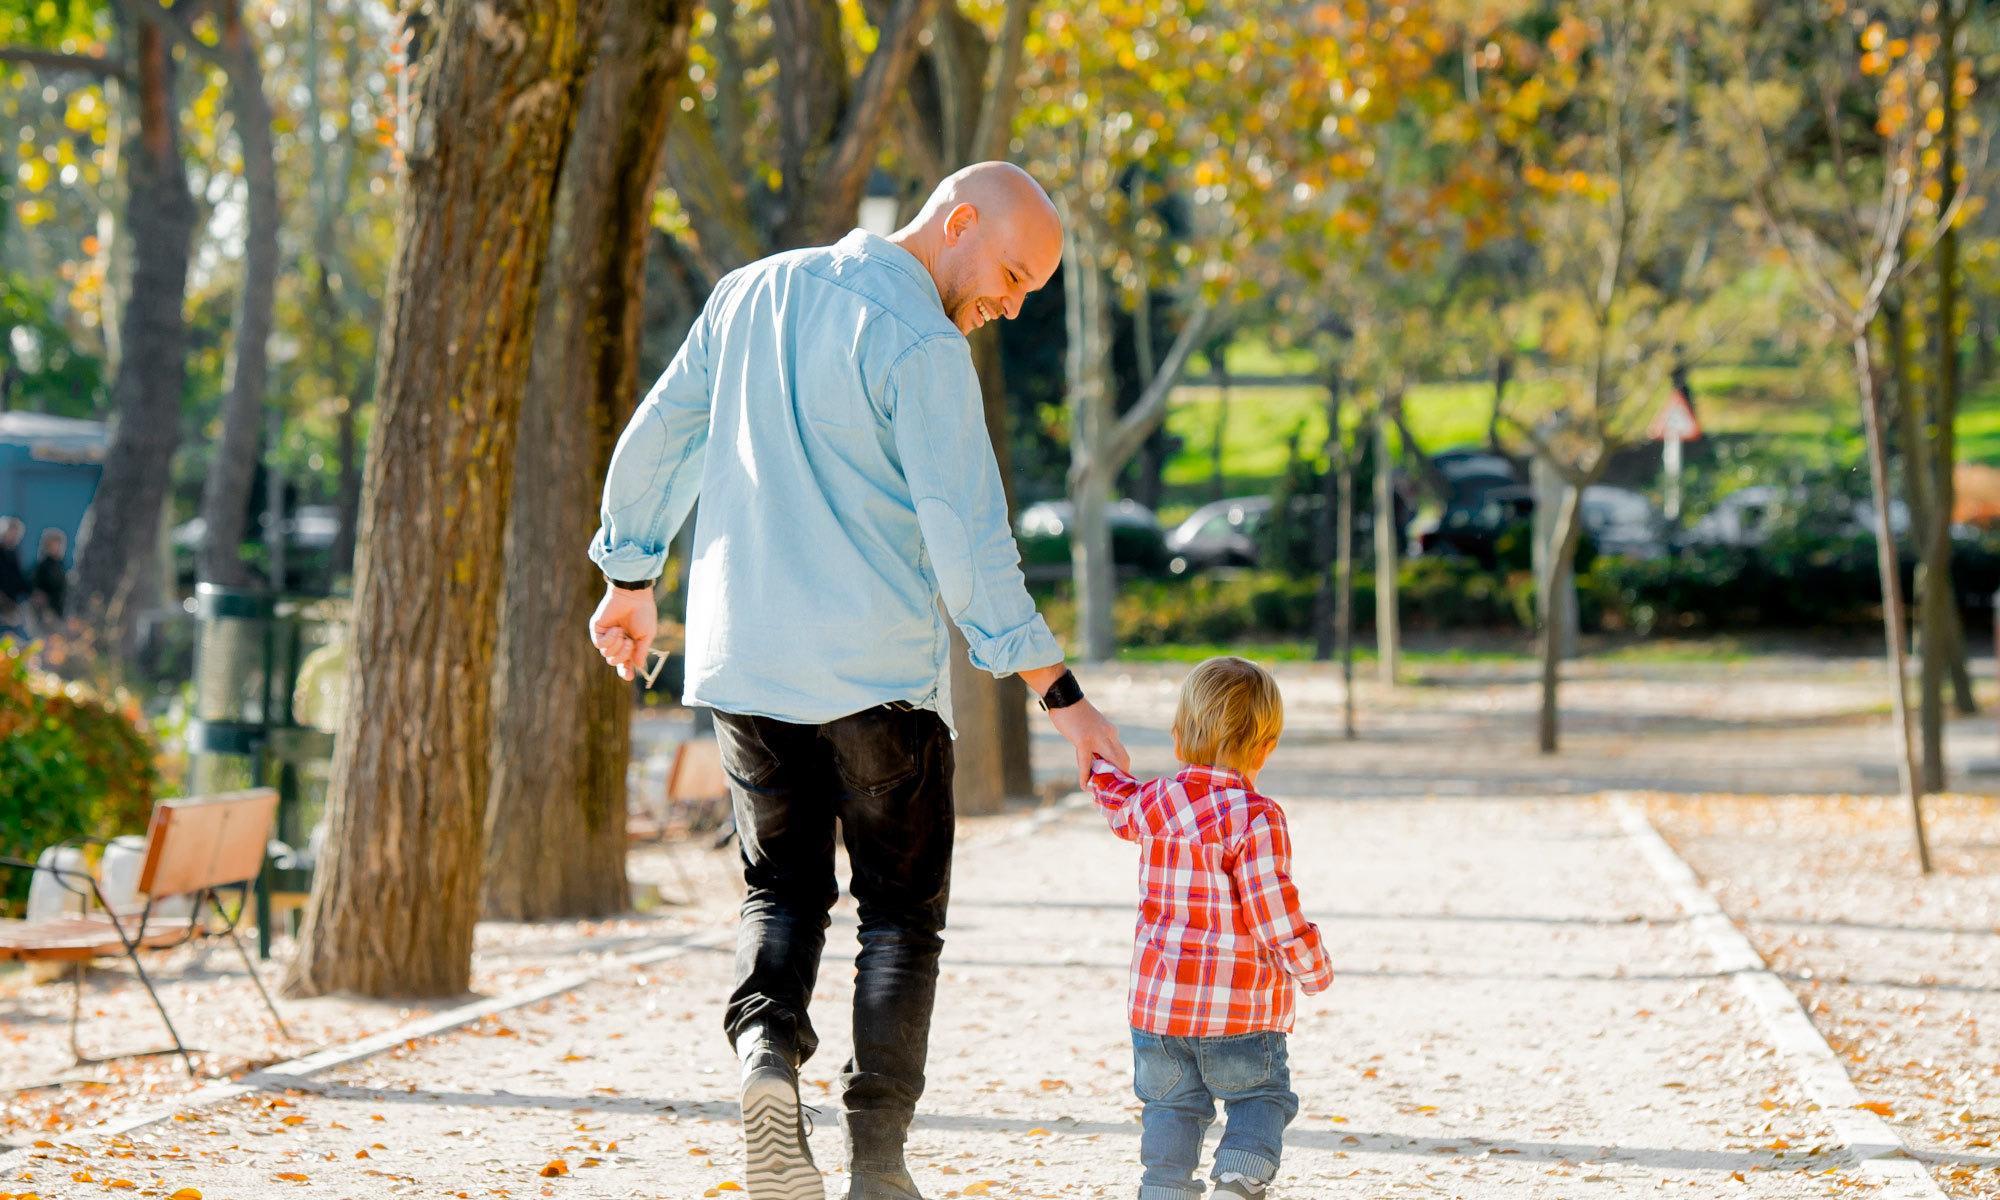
[0, 270, 104, 414]
[0, 639, 158, 911]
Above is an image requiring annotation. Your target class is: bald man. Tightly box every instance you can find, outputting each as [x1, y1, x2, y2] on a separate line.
[588, 163, 1130, 1200]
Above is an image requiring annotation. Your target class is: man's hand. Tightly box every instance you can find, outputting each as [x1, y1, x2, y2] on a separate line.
[1048, 697, 1129, 789]
[589, 584, 657, 681]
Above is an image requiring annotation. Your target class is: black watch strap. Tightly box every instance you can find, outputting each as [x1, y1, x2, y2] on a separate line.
[610, 577, 657, 591]
[1038, 668, 1085, 711]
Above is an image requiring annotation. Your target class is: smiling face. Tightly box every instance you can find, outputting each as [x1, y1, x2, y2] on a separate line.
[933, 199, 1062, 335]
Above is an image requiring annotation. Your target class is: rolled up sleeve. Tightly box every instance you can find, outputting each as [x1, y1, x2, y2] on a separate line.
[588, 309, 714, 582]
[1230, 810, 1335, 994]
[889, 335, 1062, 678]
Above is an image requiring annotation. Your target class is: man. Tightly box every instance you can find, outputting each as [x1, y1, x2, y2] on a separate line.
[29, 528, 66, 624]
[0, 518, 30, 639]
[586, 162, 1129, 1200]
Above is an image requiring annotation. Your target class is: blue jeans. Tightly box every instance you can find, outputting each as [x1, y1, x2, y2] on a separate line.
[1131, 1028, 1299, 1199]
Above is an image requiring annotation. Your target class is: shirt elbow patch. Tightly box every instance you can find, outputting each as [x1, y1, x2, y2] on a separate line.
[915, 497, 975, 613]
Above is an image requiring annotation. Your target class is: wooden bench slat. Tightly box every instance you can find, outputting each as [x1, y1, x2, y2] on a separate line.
[0, 916, 200, 962]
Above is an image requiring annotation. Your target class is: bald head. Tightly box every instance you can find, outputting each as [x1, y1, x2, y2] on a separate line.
[888, 162, 1063, 335]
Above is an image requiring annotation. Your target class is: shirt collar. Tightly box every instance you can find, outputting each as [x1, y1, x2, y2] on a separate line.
[1176, 762, 1248, 791]
[836, 229, 946, 310]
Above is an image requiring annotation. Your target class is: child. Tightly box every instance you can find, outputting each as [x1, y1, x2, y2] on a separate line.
[1087, 655, 1332, 1200]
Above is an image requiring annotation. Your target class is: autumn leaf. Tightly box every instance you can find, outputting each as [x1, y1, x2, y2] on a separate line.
[169, 1190, 204, 1200]
[1855, 1102, 1895, 1117]
[540, 1160, 570, 1177]
[276, 1172, 311, 1182]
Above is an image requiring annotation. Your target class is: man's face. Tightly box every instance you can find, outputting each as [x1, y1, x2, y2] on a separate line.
[936, 204, 1061, 335]
[0, 523, 20, 550]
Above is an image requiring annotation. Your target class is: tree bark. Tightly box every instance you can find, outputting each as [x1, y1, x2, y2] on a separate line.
[1065, 212, 1117, 663]
[1920, 0, 1967, 769]
[485, 0, 695, 921]
[1536, 480, 1587, 754]
[951, 324, 1033, 813]
[285, 0, 603, 998]
[72, 13, 196, 655]
[1853, 330, 1931, 872]
[1373, 412, 1400, 687]
[188, 0, 280, 588]
[1313, 370, 1341, 661]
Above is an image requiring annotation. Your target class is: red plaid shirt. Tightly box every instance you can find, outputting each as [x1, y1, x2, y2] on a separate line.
[1088, 759, 1333, 1037]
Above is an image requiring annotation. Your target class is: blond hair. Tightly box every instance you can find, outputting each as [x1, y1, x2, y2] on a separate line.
[1173, 656, 1283, 771]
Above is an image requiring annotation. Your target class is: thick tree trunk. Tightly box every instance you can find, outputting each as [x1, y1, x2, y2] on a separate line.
[485, 0, 695, 921]
[285, 0, 602, 998]
[1372, 413, 1399, 687]
[193, 0, 280, 588]
[72, 16, 196, 654]
[1853, 332, 1931, 872]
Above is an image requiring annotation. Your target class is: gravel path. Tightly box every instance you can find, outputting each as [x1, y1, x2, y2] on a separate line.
[9, 789, 1897, 1200]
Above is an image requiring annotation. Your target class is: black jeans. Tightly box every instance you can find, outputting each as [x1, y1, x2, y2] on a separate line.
[715, 703, 955, 1166]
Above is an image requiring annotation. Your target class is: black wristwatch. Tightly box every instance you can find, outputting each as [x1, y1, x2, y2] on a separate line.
[1037, 668, 1085, 712]
[609, 576, 657, 591]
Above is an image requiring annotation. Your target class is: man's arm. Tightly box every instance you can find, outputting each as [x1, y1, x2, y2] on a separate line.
[587, 308, 715, 679]
[888, 338, 1128, 784]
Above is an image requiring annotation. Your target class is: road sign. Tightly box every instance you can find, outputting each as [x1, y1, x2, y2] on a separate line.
[1649, 389, 1702, 442]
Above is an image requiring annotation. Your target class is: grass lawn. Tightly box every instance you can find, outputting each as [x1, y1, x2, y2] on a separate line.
[1115, 635, 1768, 668]
[1161, 358, 2000, 511]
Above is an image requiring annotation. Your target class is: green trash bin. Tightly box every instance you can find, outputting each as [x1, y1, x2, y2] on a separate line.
[186, 584, 344, 956]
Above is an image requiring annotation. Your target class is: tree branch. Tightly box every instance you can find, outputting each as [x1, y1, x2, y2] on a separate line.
[0, 47, 128, 81]
[971, 0, 1035, 161]
[815, 0, 940, 226]
[1104, 300, 1217, 472]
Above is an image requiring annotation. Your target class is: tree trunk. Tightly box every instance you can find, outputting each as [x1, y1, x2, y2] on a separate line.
[1532, 452, 1581, 661]
[285, 0, 603, 998]
[1536, 482, 1587, 754]
[193, 0, 280, 588]
[485, 0, 694, 921]
[1372, 412, 1399, 687]
[951, 323, 1033, 813]
[1064, 209, 1117, 663]
[1853, 331, 1931, 872]
[72, 15, 196, 655]
[1921, 0, 1967, 771]
[1210, 357, 1229, 502]
[1313, 371, 1341, 660]
[1486, 353, 1512, 455]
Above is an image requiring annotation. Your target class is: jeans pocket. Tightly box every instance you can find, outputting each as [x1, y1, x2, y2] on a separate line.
[823, 706, 924, 797]
[1198, 1032, 1275, 1095]
[1132, 1033, 1185, 1103]
[715, 714, 783, 789]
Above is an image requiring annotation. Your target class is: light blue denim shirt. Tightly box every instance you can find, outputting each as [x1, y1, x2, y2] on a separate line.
[589, 230, 1063, 732]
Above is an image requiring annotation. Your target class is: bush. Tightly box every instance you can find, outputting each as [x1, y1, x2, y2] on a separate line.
[0, 640, 158, 912]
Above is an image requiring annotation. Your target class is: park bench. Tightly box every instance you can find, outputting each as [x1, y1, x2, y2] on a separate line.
[0, 788, 290, 1075]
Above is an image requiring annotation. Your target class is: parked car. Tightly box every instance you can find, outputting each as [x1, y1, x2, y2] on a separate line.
[1014, 499, 1173, 581]
[1165, 496, 1270, 575]
[1680, 486, 1913, 550]
[1580, 485, 1668, 561]
[1414, 485, 1535, 568]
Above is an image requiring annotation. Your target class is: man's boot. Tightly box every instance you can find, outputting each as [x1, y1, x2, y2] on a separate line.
[845, 1157, 925, 1200]
[737, 1024, 823, 1200]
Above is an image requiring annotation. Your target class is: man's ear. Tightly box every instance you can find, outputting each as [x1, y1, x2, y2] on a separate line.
[943, 202, 978, 244]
